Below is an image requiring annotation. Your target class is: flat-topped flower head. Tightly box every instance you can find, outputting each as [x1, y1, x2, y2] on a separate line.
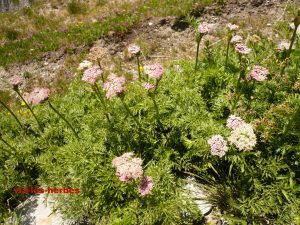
[248, 65, 269, 81]
[230, 35, 243, 44]
[142, 82, 156, 91]
[227, 115, 246, 129]
[228, 123, 257, 151]
[78, 60, 92, 70]
[227, 23, 239, 32]
[197, 22, 215, 34]
[103, 74, 126, 99]
[82, 66, 103, 85]
[26, 88, 50, 105]
[128, 44, 141, 55]
[112, 152, 134, 167]
[8, 75, 23, 89]
[235, 43, 251, 55]
[138, 176, 154, 196]
[112, 152, 144, 182]
[207, 135, 228, 157]
[144, 63, 164, 80]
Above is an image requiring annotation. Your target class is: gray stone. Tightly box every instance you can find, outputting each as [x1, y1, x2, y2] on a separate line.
[12, 194, 70, 225]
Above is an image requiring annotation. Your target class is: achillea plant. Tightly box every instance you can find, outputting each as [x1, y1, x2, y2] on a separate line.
[143, 63, 164, 128]
[82, 65, 112, 125]
[138, 176, 154, 196]
[225, 23, 239, 67]
[112, 152, 154, 196]
[9, 76, 44, 132]
[112, 152, 143, 182]
[128, 44, 142, 81]
[0, 97, 24, 132]
[103, 73, 141, 127]
[207, 135, 228, 157]
[232, 42, 252, 111]
[195, 22, 214, 70]
[228, 123, 257, 151]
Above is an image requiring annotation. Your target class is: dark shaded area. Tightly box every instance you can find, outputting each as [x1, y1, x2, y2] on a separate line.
[0, 0, 35, 12]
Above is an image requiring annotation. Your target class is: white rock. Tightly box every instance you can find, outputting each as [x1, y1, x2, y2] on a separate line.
[184, 177, 213, 216]
[12, 194, 71, 225]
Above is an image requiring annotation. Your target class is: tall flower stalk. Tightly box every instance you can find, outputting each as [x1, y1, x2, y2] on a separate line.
[14, 88, 44, 132]
[195, 35, 202, 71]
[48, 101, 80, 140]
[8, 76, 43, 132]
[143, 63, 164, 129]
[120, 96, 141, 128]
[195, 22, 214, 71]
[232, 43, 251, 111]
[225, 23, 239, 68]
[82, 65, 112, 125]
[0, 98, 24, 132]
[93, 83, 112, 125]
[280, 10, 300, 76]
[128, 44, 142, 81]
[102, 73, 141, 127]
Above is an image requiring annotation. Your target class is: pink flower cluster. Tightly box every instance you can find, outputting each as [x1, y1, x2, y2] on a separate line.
[207, 135, 228, 157]
[226, 115, 245, 129]
[128, 44, 141, 55]
[227, 115, 257, 151]
[230, 35, 243, 44]
[26, 88, 50, 105]
[103, 74, 126, 99]
[112, 152, 143, 182]
[8, 75, 23, 89]
[197, 22, 215, 34]
[142, 82, 156, 91]
[82, 66, 103, 85]
[227, 23, 239, 32]
[248, 65, 269, 82]
[112, 152, 154, 196]
[138, 176, 154, 196]
[144, 63, 164, 80]
[235, 43, 251, 55]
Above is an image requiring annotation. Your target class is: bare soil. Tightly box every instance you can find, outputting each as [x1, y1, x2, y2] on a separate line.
[0, 0, 298, 95]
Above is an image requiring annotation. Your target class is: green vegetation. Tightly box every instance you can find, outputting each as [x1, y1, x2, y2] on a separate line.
[1, 1, 300, 224]
[0, 0, 213, 68]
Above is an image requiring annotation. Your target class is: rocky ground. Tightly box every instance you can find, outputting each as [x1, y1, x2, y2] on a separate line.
[1, 0, 298, 96]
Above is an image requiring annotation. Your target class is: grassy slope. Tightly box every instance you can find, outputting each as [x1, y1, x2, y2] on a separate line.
[0, 0, 214, 68]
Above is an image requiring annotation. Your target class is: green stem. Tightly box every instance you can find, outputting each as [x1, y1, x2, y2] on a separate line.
[236, 54, 244, 91]
[93, 84, 112, 125]
[232, 91, 243, 112]
[15, 89, 43, 132]
[195, 39, 201, 71]
[0, 99, 24, 132]
[48, 101, 80, 140]
[97, 58, 105, 83]
[280, 24, 299, 76]
[137, 55, 141, 82]
[225, 35, 232, 68]
[150, 94, 163, 129]
[250, 80, 255, 93]
[120, 97, 141, 127]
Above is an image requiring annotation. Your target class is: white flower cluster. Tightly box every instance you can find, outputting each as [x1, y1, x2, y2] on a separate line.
[227, 115, 257, 151]
[208, 115, 257, 157]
